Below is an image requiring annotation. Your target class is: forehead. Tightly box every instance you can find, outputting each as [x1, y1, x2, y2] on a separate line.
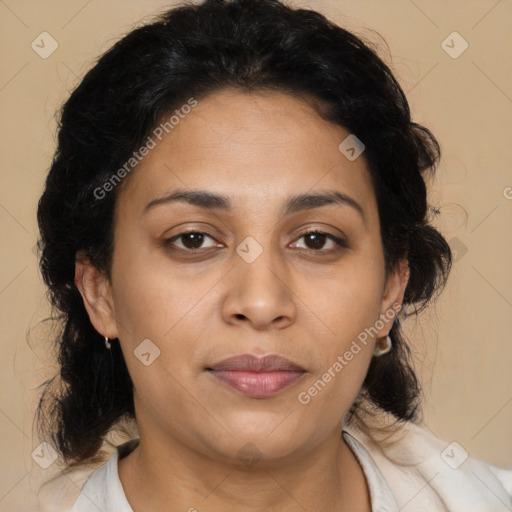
[116, 88, 377, 219]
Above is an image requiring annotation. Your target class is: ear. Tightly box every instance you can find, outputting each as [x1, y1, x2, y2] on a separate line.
[375, 258, 410, 337]
[74, 252, 118, 339]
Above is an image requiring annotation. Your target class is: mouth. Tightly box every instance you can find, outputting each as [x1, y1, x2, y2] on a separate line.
[206, 354, 307, 399]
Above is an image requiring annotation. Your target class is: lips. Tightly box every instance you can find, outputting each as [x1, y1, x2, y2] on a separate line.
[209, 354, 305, 372]
[206, 354, 306, 398]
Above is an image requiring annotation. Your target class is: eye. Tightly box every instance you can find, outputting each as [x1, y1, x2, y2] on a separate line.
[163, 229, 348, 254]
[164, 231, 221, 251]
[290, 230, 348, 253]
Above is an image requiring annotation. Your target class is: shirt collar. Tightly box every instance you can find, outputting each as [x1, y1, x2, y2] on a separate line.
[342, 429, 400, 511]
[77, 434, 399, 512]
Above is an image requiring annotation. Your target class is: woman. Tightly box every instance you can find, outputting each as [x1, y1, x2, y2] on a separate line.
[35, 0, 512, 510]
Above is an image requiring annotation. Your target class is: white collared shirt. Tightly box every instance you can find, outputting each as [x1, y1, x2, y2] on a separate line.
[39, 421, 512, 512]
[69, 432, 400, 512]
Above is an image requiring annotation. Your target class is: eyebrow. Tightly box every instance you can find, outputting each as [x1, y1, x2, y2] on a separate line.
[143, 188, 365, 223]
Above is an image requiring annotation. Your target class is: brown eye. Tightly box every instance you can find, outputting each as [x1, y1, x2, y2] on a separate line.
[291, 230, 348, 253]
[303, 232, 328, 250]
[164, 231, 219, 251]
[180, 232, 206, 249]
[163, 229, 348, 255]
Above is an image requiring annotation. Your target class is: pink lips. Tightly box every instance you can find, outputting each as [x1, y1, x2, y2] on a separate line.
[207, 354, 306, 398]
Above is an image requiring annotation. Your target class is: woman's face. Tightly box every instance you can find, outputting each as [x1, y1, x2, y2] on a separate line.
[78, 88, 409, 465]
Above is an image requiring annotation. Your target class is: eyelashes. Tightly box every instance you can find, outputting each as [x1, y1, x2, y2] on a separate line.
[290, 230, 348, 252]
[163, 229, 349, 255]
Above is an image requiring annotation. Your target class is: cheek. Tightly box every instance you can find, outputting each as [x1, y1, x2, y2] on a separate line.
[110, 249, 225, 405]
[110, 244, 217, 342]
[307, 256, 385, 344]
[294, 281, 379, 423]
[295, 251, 384, 405]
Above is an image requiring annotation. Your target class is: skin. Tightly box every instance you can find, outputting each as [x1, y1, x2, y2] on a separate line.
[75, 88, 410, 512]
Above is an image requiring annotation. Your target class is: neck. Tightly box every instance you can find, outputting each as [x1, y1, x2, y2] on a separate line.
[118, 426, 371, 512]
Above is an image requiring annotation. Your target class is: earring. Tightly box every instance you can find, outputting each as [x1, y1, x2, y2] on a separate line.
[373, 334, 392, 356]
[105, 336, 112, 350]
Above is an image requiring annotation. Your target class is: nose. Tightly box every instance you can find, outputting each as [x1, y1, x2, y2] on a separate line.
[221, 247, 297, 331]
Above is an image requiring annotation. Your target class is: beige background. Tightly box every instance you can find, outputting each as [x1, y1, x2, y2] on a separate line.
[1, 0, 511, 508]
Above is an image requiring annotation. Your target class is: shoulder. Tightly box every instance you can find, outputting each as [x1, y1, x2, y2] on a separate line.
[36, 463, 100, 512]
[36, 440, 135, 512]
[69, 438, 137, 512]
[344, 411, 512, 511]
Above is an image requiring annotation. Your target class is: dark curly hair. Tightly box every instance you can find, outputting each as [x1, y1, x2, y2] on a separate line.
[36, 0, 452, 467]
